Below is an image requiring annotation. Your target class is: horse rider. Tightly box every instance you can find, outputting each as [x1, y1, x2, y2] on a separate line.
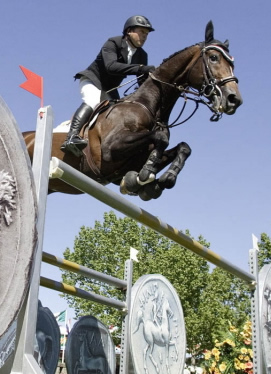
[61, 15, 155, 156]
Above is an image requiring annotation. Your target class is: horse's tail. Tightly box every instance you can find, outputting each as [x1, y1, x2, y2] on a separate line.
[132, 309, 144, 334]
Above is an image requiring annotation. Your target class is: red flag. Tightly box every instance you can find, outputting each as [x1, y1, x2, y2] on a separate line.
[19, 66, 43, 105]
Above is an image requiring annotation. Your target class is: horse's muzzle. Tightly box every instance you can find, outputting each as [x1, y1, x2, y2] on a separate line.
[222, 93, 243, 115]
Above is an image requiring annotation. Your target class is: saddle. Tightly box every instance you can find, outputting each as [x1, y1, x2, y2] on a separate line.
[80, 100, 110, 137]
[80, 100, 112, 184]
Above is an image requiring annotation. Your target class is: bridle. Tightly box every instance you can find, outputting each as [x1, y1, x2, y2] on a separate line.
[199, 44, 238, 117]
[149, 43, 239, 123]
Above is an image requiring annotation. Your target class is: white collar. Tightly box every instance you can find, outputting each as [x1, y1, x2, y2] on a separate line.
[126, 41, 137, 64]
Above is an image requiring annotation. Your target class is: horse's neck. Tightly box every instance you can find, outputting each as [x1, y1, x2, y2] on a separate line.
[161, 306, 168, 322]
[158, 45, 200, 85]
[161, 302, 171, 326]
[133, 45, 201, 121]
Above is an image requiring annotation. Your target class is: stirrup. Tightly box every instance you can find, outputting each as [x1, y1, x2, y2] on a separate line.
[68, 134, 88, 146]
[60, 136, 87, 156]
[62, 142, 85, 157]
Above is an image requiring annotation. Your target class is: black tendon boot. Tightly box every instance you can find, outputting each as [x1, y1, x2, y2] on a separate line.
[61, 103, 93, 156]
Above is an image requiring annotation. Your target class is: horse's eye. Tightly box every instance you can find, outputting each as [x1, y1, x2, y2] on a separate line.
[210, 55, 218, 62]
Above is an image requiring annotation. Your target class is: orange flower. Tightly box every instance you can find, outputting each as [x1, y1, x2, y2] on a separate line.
[244, 339, 252, 345]
[245, 362, 253, 369]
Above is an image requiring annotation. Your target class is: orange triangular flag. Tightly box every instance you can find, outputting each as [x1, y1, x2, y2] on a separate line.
[19, 65, 43, 100]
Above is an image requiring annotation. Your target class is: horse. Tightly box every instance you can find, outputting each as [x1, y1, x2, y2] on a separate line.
[23, 21, 242, 201]
[133, 297, 178, 374]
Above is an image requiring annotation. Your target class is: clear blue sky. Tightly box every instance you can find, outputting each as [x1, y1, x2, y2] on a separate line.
[1, 0, 270, 324]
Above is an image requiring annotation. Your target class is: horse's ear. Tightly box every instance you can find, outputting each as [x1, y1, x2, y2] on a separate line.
[205, 20, 214, 44]
[224, 39, 229, 49]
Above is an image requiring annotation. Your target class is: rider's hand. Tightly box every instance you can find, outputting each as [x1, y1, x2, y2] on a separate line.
[138, 65, 155, 75]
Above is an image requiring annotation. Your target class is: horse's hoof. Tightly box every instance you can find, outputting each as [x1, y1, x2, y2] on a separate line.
[138, 189, 152, 201]
[120, 171, 140, 195]
[138, 181, 163, 201]
[137, 173, 156, 185]
[158, 172, 176, 189]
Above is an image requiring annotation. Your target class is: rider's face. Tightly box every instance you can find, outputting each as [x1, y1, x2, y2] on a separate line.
[127, 27, 150, 48]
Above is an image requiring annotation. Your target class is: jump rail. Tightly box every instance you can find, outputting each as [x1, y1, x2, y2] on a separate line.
[42, 251, 127, 288]
[50, 157, 255, 286]
[41, 251, 127, 310]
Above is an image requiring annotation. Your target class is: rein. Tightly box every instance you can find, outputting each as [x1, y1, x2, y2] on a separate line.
[106, 43, 239, 126]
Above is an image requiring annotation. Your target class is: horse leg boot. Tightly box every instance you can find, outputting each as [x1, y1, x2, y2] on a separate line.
[158, 142, 191, 189]
[138, 132, 169, 184]
[61, 103, 93, 157]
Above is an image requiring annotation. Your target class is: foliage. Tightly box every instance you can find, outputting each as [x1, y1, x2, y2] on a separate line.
[202, 321, 253, 374]
[185, 267, 251, 363]
[258, 232, 271, 269]
[196, 268, 251, 348]
[61, 211, 251, 353]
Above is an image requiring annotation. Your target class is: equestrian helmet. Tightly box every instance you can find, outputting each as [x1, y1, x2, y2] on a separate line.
[123, 15, 155, 34]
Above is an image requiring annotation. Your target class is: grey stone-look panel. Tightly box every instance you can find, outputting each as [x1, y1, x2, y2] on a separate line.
[34, 301, 60, 373]
[65, 315, 116, 374]
[0, 96, 37, 341]
[130, 274, 186, 374]
[259, 264, 271, 374]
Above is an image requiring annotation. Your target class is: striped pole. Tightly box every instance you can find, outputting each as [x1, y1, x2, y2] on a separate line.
[42, 251, 127, 289]
[40, 276, 126, 311]
[49, 157, 255, 285]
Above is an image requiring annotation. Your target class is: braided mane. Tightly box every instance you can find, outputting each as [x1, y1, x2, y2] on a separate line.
[160, 39, 229, 66]
[161, 44, 199, 65]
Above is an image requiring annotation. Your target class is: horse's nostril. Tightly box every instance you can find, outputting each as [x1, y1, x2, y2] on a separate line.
[228, 94, 237, 103]
[227, 94, 242, 107]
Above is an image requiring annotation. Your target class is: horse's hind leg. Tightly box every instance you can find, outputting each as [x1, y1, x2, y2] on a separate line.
[158, 141, 191, 189]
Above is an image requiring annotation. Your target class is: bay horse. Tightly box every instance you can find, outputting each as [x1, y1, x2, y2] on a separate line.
[23, 21, 242, 201]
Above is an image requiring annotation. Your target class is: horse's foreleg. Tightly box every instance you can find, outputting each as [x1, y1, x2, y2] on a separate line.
[158, 142, 191, 190]
[149, 351, 160, 374]
[144, 344, 150, 374]
[165, 343, 171, 374]
[138, 131, 169, 184]
[135, 142, 191, 201]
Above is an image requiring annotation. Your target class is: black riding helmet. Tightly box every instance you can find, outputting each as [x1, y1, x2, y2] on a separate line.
[123, 15, 155, 34]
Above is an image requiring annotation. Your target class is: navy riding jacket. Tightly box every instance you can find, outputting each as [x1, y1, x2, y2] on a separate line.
[74, 36, 148, 98]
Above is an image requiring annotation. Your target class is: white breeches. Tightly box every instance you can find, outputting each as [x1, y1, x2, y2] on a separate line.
[79, 78, 101, 109]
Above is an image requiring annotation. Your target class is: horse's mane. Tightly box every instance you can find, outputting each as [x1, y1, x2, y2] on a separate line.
[160, 39, 229, 66]
[161, 44, 199, 65]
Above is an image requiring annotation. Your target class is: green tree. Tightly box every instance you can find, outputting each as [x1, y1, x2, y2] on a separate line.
[61, 211, 250, 356]
[258, 232, 271, 269]
[197, 268, 250, 347]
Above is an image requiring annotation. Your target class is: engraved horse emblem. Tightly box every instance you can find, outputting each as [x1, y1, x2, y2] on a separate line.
[75, 332, 107, 374]
[264, 287, 271, 341]
[133, 293, 179, 374]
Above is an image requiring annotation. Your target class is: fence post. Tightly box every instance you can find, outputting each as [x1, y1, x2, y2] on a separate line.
[11, 107, 53, 374]
[119, 260, 133, 374]
[249, 247, 263, 374]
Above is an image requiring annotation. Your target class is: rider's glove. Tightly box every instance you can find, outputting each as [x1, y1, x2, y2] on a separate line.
[138, 65, 155, 75]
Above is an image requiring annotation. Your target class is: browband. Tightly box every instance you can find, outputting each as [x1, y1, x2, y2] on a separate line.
[202, 44, 235, 64]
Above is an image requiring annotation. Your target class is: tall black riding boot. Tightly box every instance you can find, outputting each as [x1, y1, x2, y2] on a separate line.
[61, 103, 93, 156]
